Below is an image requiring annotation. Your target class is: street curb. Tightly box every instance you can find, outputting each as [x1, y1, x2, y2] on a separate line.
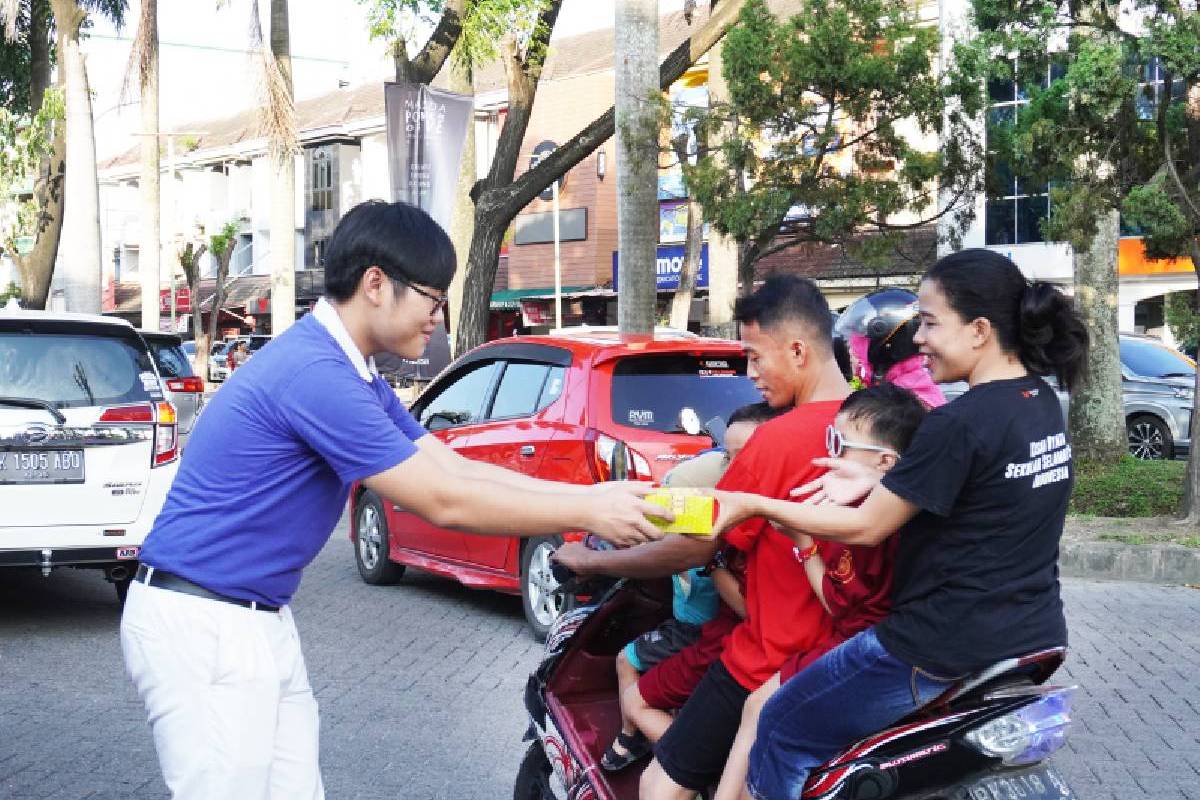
[1060, 539, 1200, 585]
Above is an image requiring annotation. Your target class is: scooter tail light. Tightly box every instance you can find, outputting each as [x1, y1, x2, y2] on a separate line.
[964, 686, 1075, 766]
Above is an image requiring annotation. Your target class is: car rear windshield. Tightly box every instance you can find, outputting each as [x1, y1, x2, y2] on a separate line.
[611, 354, 763, 433]
[1121, 338, 1195, 379]
[0, 331, 158, 410]
[146, 340, 195, 378]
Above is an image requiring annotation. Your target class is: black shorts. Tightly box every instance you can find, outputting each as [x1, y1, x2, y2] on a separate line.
[625, 618, 704, 672]
[653, 658, 751, 790]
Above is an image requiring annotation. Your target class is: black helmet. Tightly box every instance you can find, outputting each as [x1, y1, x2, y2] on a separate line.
[834, 289, 921, 383]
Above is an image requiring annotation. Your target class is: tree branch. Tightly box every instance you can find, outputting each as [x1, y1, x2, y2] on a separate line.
[484, 0, 749, 217]
[405, 0, 466, 84]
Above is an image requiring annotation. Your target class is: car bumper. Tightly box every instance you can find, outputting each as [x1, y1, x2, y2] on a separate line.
[0, 543, 143, 568]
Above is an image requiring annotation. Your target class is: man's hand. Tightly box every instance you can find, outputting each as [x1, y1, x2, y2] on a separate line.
[712, 490, 761, 536]
[550, 541, 594, 576]
[790, 458, 880, 506]
[583, 483, 670, 547]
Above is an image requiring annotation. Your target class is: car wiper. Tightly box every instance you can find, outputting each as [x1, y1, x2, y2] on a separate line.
[0, 396, 67, 425]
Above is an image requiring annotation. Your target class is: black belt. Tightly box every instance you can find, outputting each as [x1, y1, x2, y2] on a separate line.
[135, 564, 281, 612]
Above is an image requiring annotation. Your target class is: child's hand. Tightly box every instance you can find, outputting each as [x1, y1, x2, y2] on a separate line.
[790, 458, 881, 505]
[712, 490, 760, 535]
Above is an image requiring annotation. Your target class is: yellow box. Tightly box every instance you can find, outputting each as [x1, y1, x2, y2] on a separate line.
[645, 488, 718, 536]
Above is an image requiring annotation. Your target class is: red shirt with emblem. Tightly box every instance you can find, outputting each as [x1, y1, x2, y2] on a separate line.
[779, 537, 898, 680]
[717, 399, 842, 691]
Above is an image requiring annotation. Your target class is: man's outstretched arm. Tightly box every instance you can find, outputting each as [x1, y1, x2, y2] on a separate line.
[550, 533, 720, 580]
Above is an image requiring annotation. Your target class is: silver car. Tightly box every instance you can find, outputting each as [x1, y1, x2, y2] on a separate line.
[208, 341, 231, 383]
[940, 334, 1194, 460]
[139, 331, 205, 451]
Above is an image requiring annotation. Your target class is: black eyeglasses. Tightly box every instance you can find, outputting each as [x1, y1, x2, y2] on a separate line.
[393, 278, 448, 316]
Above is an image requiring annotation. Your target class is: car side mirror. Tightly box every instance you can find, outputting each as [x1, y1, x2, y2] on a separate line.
[425, 412, 455, 432]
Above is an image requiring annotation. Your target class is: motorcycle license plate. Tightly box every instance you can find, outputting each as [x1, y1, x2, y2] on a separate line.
[954, 764, 1075, 800]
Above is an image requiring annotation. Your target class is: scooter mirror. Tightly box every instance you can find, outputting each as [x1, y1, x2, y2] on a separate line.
[704, 416, 727, 450]
[678, 407, 702, 436]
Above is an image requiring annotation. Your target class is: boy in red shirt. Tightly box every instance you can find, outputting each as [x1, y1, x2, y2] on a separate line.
[552, 275, 851, 799]
[712, 383, 930, 800]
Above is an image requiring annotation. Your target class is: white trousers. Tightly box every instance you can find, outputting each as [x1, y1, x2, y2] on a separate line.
[120, 577, 324, 800]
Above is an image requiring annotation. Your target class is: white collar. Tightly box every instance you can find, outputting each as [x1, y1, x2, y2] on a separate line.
[312, 297, 377, 382]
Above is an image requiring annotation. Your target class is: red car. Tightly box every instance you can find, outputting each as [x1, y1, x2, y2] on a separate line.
[348, 329, 762, 637]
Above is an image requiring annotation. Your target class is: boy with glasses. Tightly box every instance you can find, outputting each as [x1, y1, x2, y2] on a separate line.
[712, 383, 930, 800]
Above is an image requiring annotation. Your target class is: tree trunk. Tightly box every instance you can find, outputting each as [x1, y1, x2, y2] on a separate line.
[455, 210, 507, 358]
[52, 0, 102, 313]
[1067, 208, 1125, 463]
[704, 38, 738, 339]
[669, 196, 703, 330]
[29, 0, 50, 114]
[616, 0, 660, 336]
[268, 0, 296, 335]
[138, 0, 161, 332]
[206, 250, 234, 361]
[445, 55, 475, 350]
[15, 6, 65, 311]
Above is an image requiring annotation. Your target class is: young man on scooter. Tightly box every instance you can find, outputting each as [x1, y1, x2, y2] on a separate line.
[552, 275, 850, 800]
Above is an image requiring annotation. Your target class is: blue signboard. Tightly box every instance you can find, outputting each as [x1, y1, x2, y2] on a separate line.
[612, 243, 709, 292]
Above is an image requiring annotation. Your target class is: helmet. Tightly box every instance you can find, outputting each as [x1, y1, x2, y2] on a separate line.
[834, 289, 921, 384]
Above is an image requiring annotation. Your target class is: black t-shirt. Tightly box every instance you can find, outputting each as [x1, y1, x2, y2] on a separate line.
[876, 375, 1070, 677]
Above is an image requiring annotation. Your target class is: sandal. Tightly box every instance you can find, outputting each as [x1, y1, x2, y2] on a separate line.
[601, 729, 651, 772]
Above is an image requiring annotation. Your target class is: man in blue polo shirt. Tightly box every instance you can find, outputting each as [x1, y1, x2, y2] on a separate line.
[120, 200, 665, 800]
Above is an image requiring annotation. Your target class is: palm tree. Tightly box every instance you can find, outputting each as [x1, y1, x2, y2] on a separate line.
[49, 0, 104, 313]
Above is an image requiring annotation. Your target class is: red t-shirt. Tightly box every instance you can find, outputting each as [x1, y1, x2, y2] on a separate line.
[780, 537, 897, 680]
[717, 399, 842, 690]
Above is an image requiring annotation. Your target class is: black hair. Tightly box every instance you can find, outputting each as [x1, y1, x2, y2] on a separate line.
[727, 401, 786, 427]
[838, 383, 929, 454]
[923, 249, 1088, 392]
[323, 200, 457, 301]
[734, 274, 834, 351]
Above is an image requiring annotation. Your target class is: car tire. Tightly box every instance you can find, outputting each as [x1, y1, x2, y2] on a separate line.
[353, 491, 405, 585]
[1127, 414, 1174, 460]
[512, 742, 555, 800]
[521, 536, 576, 641]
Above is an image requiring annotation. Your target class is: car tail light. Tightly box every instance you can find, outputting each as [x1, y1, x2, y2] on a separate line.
[586, 431, 652, 482]
[99, 404, 155, 423]
[153, 401, 179, 466]
[98, 403, 178, 466]
[166, 376, 204, 393]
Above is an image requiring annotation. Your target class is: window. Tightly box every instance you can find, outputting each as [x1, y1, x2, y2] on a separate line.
[0, 332, 156, 410]
[610, 355, 762, 434]
[488, 363, 551, 419]
[418, 361, 501, 429]
[1120, 337, 1194, 379]
[984, 62, 1063, 246]
[147, 341, 194, 378]
[1136, 58, 1186, 121]
[307, 147, 334, 212]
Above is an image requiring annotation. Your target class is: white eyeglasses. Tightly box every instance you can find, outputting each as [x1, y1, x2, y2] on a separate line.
[825, 424, 898, 459]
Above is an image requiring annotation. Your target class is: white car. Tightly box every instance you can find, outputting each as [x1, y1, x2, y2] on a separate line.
[0, 308, 180, 602]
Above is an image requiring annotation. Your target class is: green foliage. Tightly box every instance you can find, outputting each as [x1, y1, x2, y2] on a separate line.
[1070, 456, 1185, 517]
[1164, 292, 1200, 353]
[0, 86, 64, 245]
[0, 281, 20, 304]
[967, 0, 1199, 261]
[356, 0, 549, 74]
[208, 221, 240, 258]
[680, 0, 985, 265]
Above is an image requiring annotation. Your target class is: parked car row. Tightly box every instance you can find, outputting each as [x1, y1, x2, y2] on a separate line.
[1, 308, 183, 601]
[206, 334, 272, 383]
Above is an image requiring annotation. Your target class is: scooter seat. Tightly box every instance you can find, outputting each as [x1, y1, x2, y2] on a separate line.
[914, 646, 1066, 716]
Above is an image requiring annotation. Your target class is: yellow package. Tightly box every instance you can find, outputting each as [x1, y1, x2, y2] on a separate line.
[645, 488, 718, 536]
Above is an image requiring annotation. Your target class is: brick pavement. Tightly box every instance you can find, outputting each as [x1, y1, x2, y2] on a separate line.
[1, 519, 1197, 799]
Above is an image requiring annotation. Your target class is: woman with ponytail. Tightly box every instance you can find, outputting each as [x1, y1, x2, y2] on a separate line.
[710, 249, 1087, 800]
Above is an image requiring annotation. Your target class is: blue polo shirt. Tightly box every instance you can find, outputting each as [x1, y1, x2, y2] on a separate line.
[138, 307, 425, 606]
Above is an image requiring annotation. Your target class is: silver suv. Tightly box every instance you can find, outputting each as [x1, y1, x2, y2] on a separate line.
[140, 331, 205, 450]
[941, 334, 1194, 460]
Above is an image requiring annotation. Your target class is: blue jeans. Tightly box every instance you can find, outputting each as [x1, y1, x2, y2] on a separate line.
[747, 628, 960, 800]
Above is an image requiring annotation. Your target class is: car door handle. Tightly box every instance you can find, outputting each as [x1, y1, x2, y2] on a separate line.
[520, 445, 536, 457]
